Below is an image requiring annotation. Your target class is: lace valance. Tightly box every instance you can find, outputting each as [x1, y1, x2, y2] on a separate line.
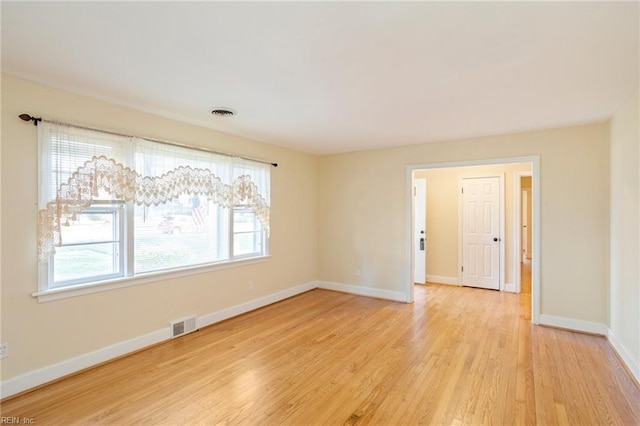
[37, 123, 271, 262]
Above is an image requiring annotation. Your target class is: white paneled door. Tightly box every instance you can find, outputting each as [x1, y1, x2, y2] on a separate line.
[462, 177, 500, 290]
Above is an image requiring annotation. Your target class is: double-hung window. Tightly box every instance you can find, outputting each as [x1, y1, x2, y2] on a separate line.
[232, 206, 265, 258]
[53, 205, 124, 287]
[37, 122, 270, 295]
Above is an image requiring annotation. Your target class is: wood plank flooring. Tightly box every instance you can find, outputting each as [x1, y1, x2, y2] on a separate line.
[2, 267, 639, 425]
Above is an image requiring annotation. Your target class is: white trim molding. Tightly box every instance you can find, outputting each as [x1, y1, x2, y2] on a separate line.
[0, 328, 169, 400]
[536, 317, 640, 384]
[504, 283, 517, 293]
[607, 329, 640, 384]
[406, 156, 541, 324]
[425, 275, 459, 286]
[316, 281, 407, 303]
[0, 281, 316, 399]
[514, 170, 533, 295]
[197, 282, 317, 328]
[34, 256, 272, 303]
[538, 314, 608, 335]
[5, 279, 638, 401]
[2, 280, 406, 399]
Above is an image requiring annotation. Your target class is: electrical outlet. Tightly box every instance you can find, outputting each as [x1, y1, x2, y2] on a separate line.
[247, 280, 254, 290]
[0, 342, 8, 359]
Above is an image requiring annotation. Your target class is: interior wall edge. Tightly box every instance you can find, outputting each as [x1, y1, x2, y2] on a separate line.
[317, 281, 407, 303]
[607, 328, 640, 386]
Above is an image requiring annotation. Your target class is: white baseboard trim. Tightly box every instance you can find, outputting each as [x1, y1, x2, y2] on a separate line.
[5, 283, 634, 400]
[607, 329, 640, 384]
[198, 281, 317, 328]
[0, 328, 169, 400]
[538, 314, 608, 335]
[0, 281, 317, 399]
[317, 281, 407, 303]
[504, 282, 516, 292]
[425, 275, 459, 286]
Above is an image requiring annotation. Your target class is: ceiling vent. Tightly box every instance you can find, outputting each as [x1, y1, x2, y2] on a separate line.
[211, 108, 236, 117]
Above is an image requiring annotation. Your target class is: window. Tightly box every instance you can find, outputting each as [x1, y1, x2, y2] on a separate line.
[133, 197, 227, 274]
[37, 123, 270, 293]
[233, 206, 265, 257]
[52, 206, 123, 287]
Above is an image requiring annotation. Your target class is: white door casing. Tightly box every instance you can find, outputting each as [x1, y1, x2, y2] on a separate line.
[406, 157, 538, 321]
[413, 178, 426, 284]
[461, 176, 501, 290]
[522, 188, 529, 261]
[514, 170, 533, 294]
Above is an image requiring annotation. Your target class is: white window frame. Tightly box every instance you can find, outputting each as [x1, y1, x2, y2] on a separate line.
[231, 205, 268, 259]
[49, 204, 125, 288]
[35, 125, 271, 302]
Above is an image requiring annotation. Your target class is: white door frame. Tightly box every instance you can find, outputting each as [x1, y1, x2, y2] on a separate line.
[405, 156, 541, 324]
[458, 174, 505, 290]
[514, 170, 533, 294]
[413, 176, 427, 284]
[522, 189, 529, 261]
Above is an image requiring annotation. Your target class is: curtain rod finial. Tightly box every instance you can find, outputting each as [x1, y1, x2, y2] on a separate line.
[19, 114, 41, 126]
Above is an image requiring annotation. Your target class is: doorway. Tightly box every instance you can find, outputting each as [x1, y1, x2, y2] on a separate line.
[407, 157, 540, 324]
[515, 171, 533, 294]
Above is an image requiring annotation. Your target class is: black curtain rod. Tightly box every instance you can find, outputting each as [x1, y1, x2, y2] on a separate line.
[18, 114, 278, 168]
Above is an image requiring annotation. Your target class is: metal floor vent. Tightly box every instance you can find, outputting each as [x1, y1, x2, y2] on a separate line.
[171, 316, 197, 338]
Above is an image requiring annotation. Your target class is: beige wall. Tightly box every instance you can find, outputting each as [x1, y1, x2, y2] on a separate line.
[0, 75, 319, 381]
[319, 122, 610, 323]
[609, 89, 639, 377]
[0, 73, 625, 388]
[415, 163, 532, 285]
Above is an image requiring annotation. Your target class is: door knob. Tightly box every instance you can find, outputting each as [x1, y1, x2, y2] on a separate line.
[493, 237, 499, 242]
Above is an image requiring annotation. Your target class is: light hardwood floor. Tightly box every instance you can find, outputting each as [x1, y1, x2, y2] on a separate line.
[2, 268, 639, 425]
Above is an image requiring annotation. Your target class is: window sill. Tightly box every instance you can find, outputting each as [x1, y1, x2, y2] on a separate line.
[32, 256, 271, 303]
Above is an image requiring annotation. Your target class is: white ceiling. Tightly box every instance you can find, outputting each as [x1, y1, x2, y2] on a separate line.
[2, 2, 638, 155]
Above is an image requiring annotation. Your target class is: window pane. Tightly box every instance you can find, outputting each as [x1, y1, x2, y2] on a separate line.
[134, 195, 224, 273]
[53, 242, 120, 286]
[233, 207, 263, 257]
[60, 211, 117, 244]
[234, 209, 257, 232]
[233, 232, 263, 256]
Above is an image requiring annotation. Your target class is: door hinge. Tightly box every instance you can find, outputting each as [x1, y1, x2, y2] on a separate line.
[461, 266, 464, 272]
[461, 188, 464, 194]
